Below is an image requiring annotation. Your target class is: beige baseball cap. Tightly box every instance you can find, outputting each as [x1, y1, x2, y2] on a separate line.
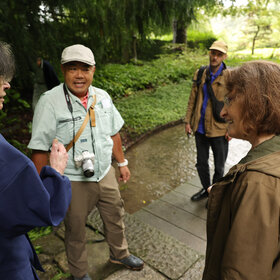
[209, 41, 228, 54]
[61, 44, 96, 66]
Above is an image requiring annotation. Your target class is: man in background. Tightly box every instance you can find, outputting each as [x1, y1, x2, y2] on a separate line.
[184, 41, 230, 203]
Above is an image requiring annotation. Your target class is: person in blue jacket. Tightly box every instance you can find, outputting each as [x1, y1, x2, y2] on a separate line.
[0, 41, 72, 279]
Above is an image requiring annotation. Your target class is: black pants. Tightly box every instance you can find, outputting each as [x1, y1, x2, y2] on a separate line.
[195, 132, 228, 190]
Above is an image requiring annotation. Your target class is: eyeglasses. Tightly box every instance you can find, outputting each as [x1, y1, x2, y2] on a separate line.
[224, 96, 235, 105]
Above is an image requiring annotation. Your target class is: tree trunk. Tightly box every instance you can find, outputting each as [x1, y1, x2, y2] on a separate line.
[173, 19, 186, 44]
[132, 35, 137, 63]
[172, 20, 177, 44]
[252, 25, 260, 55]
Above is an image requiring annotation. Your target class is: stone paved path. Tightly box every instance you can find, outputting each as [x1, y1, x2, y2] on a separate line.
[34, 175, 206, 280]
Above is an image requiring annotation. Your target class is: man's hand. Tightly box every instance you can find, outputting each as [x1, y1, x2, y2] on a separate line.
[118, 166, 130, 184]
[207, 185, 213, 193]
[225, 132, 232, 142]
[185, 123, 192, 136]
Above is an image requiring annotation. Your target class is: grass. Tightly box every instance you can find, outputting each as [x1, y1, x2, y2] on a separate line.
[93, 48, 208, 100]
[230, 47, 280, 58]
[116, 80, 192, 140]
[28, 226, 53, 241]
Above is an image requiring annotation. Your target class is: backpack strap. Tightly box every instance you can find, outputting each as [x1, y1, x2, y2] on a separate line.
[195, 65, 207, 90]
[190, 65, 207, 123]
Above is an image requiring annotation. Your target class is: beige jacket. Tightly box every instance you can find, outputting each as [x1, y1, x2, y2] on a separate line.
[184, 67, 228, 137]
[203, 136, 280, 280]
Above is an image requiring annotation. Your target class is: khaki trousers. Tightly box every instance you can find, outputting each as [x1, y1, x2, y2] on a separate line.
[64, 166, 129, 278]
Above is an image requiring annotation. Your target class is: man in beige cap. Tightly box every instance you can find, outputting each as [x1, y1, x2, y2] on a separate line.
[28, 44, 144, 280]
[184, 40, 230, 204]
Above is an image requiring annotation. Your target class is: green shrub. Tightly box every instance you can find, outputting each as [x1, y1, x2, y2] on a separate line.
[0, 88, 32, 155]
[94, 47, 208, 100]
[115, 80, 192, 140]
[187, 30, 217, 50]
[28, 226, 52, 241]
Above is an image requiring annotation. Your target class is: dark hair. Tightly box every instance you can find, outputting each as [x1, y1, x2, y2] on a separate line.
[226, 60, 280, 136]
[0, 41, 15, 83]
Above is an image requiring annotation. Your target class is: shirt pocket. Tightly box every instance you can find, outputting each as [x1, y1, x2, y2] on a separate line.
[57, 116, 82, 144]
[95, 107, 112, 135]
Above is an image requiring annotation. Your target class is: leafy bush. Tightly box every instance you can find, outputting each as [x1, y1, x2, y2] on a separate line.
[0, 88, 32, 154]
[116, 80, 192, 140]
[28, 226, 52, 241]
[94, 47, 208, 100]
[187, 30, 217, 50]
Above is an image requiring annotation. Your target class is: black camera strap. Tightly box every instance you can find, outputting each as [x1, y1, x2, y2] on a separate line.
[63, 83, 73, 113]
[63, 83, 76, 160]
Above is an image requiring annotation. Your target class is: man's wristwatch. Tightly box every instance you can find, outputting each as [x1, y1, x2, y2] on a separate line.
[117, 159, 128, 167]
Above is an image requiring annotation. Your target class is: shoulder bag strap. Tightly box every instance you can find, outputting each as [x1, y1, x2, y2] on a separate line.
[66, 95, 97, 152]
[205, 68, 226, 123]
[191, 65, 207, 113]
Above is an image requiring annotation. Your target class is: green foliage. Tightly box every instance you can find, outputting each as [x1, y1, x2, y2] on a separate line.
[28, 226, 53, 241]
[187, 30, 217, 50]
[220, 0, 280, 54]
[51, 271, 71, 280]
[0, 0, 221, 99]
[0, 88, 32, 155]
[0, 88, 31, 128]
[94, 46, 208, 100]
[115, 80, 192, 139]
[227, 51, 280, 66]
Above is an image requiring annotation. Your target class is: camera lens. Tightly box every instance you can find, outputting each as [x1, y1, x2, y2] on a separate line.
[82, 158, 94, 177]
[84, 169, 94, 177]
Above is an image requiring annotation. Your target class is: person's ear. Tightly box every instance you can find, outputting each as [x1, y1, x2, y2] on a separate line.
[61, 64, 65, 74]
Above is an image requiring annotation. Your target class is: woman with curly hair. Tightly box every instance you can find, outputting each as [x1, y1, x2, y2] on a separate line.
[203, 60, 280, 280]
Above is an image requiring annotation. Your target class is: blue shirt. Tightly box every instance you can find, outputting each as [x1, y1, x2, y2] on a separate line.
[197, 63, 224, 134]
